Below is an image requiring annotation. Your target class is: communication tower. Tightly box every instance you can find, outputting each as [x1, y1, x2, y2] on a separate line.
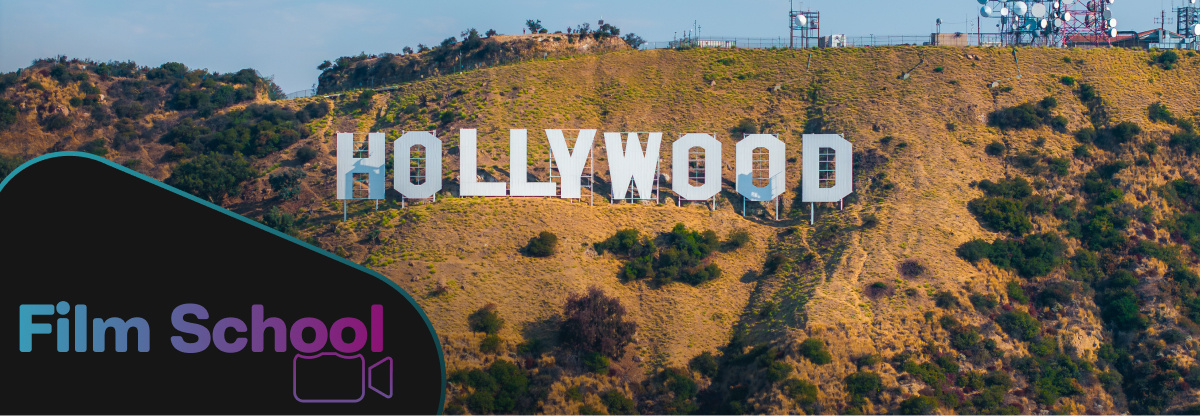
[1179, 0, 1200, 41]
[976, 0, 1117, 47]
[790, 3, 820, 48]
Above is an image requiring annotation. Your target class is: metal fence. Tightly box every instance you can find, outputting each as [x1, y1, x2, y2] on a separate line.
[279, 33, 1026, 101]
[285, 88, 316, 99]
[640, 34, 1013, 50]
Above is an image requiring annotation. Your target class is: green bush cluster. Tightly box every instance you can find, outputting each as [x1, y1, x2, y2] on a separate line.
[596, 224, 722, 286]
[987, 97, 1066, 132]
[898, 355, 967, 409]
[166, 152, 258, 202]
[0, 153, 25, 182]
[268, 168, 307, 200]
[1075, 121, 1142, 152]
[0, 99, 17, 129]
[844, 371, 882, 404]
[468, 303, 504, 335]
[940, 316, 1000, 361]
[996, 310, 1041, 341]
[524, 231, 558, 257]
[957, 233, 1066, 278]
[782, 378, 818, 408]
[1012, 338, 1088, 405]
[688, 351, 718, 377]
[797, 338, 832, 365]
[968, 197, 1032, 235]
[601, 390, 637, 415]
[260, 206, 296, 235]
[448, 360, 530, 414]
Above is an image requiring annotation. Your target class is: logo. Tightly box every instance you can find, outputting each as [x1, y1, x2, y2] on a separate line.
[1, 153, 444, 414]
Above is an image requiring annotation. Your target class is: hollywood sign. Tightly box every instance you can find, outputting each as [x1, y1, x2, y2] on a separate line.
[335, 129, 852, 217]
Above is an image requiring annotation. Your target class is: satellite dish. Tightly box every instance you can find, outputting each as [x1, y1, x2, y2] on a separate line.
[1054, 18, 1064, 28]
[1087, 1, 1098, 11]
[1000, 6, 1010, 16]
[937, 18, 943, 25]
[1015, 1, 1029, 16]
[1109, 18, 1117, 27]
[1194, 23, 1200, 34]
[1031, 3, 1048, 18]
[1108, 28, 1117, 37]
[796, 15, 807, 26]
[978, 0, 988, 4]
[1085, 14, 1096, 26]
[1063, 11, 1072, 22]
[1041, 18, 1049, 29]
[981, 5, 993, 17]
[1106, 0, 1114, 3]
[1102, 10, 1112, 20]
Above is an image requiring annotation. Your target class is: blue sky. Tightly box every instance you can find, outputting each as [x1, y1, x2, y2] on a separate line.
[0, 0, 1170, 92]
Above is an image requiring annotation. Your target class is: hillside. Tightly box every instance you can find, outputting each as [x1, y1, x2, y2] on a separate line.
[3, 45, 1200, 414]
[315, 32, 631, 94]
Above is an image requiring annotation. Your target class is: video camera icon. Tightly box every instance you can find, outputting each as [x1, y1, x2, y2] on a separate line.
[293, 353, 393, 403]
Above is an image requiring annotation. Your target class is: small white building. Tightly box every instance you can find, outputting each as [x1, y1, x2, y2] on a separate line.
[819, 34, 846, 48]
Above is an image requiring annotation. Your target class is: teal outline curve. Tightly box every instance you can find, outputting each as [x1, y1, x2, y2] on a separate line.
[0, 151, 447, 414]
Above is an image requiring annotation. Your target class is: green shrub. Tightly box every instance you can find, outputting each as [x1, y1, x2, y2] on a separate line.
[765, 360, 792, 382]
[595, 228, 653, 256]
[1148, 102, 1175, 123]
[956, 233, 1066, 278]
[1157, 50, 1179, 69]
[525, 231, 558, 257]
[797, 338, 832, 365]
[598, 224, 722, 286]
[934, 291, 959, 309]
[1079, 83, 1097, 102]
[1060, 76, 1075, 86]
[451, 360, 529, 414]
[782, 378, 818, 406]
[1035, 281, 1076, 308]
[260, 206, 295, 235]
[356, 89, 375, 109]
[80, 139, 108, 156]
[295, 145, 318, 163]
[899, 395, 938, 414]
[988, 103, 1041, 130]
[601, 390, 637, 415]
[996, 310, 1041, 341]
[976, 177, 1032, 198]
[578, 404, 603, 415]
[969, 293, 998, 311]
[968, 197, 1032, 235]
[844, 371, 882, 397]
[468, 303, 504, 334]
[1006, 281, 1028, 304]
[731, 118, 757, 135]
[725, 229, 751, 249]
[1049, 115, 1069, 132]
[166, 152, 258, 202]
[583, 351, 610, 373]
[40, 113, 71, 131]
[689, 351, 719, 377]
[268, 167, 307, 200]
[0, 99, 17, 129]
[984, 141, 1006, 156]
[480, 333, 502, 353]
